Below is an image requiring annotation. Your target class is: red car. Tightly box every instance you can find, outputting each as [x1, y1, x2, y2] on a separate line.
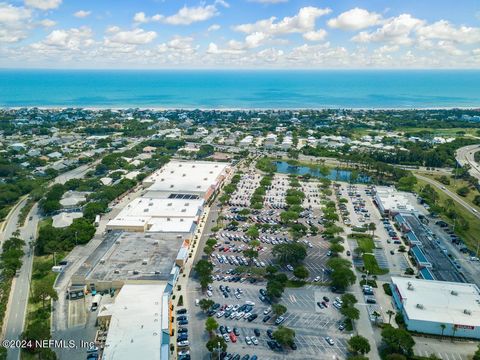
[230, 333, 237, 343]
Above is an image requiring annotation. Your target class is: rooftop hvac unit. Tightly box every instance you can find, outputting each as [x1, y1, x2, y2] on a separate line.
[142, 259, 148, 265]
[114, 270, 120, 274]
[464, 309, 472, 315]
[133, 270, 139, 275]
[154, 241, 159, 245]
[451, 290, 458, 296]
[407, 282, 414, 290]
[100, 259, 105, 264]
[416, 304, 424, 309]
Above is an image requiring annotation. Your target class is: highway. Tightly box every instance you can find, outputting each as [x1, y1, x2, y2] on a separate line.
[3, 205, 38, 360]
[0, 159, 108, 360]
[414, 173, 480, 220]
[455, 144, 480, 183]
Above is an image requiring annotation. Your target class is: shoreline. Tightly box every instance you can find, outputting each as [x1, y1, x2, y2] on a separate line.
[2, 106, 480, 111]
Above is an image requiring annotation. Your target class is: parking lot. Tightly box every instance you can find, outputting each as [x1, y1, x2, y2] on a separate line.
[186, 168, 358, 359]
[200, 281, 351, 360]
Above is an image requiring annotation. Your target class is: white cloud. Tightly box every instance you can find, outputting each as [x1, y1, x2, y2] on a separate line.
[158, 36, 198, 55]
[435, 40, 464, 56]
[208, 24, 221, 32]
[327, 8, 382, 31]
[24, 0, 62, 10]
[303, 29, 327, 42]
[162, 4, 218, 25]
[74, 10, 91, 18]
[105, 27, 157, 45]
[234, 6, 331, 35]
[134, 3, 221, 25]
[39, 19, 56, 27]
[0, 3, 31, 25]
[215, 0, 229, 8]
[30, 27, 94, 53]
[43, 27, 92, 48]
[207, 42, 244, 54]
[416, 20, 480, 44]
[0, 2, 31, 43]
[133, 12, 148, 23]
[256, 48, 284, 62]
[352, 14, 424, 45]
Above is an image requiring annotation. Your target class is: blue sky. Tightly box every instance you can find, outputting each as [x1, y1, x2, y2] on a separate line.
[1, 0, 480, 68]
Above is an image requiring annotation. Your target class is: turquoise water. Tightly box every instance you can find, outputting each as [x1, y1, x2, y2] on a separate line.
[0, 69, 480, 108]
[275, 161, 371, 183]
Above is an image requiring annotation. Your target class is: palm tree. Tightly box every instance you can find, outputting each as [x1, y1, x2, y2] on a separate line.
[372, 311, 381, 325]
[440, 324, 446, 339]
[369, 222, 376, 238]
[386, 310, 395, 324]
[452, 325, 457, 341]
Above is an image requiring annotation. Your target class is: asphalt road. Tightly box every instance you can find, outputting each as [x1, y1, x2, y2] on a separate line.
[4, 204, 39, 360]
[456, 144, 480, 183]
[414, 173, 480, 220]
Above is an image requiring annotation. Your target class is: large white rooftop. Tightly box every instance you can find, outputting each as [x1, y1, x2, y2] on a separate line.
[392, 277, 480, 326]
[375, 186, 415, 212]
[143, 160, 228, 195]
[107, 197, 203, 233]
[100, 284, 166, 360]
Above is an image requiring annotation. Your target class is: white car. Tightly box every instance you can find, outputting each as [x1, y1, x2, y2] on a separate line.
[245, 336, 252, 345]
[216, 311, 225, 318]
[177, 341, 189, 347]
[263, 307, 272, 315]
[236, 311, 245, 320]
[207, 290, 213, 297]
[223, 334, 230, 342]
[325, 337, 334, 346]
[286, 264, 294, 271]
[245, 301, 255, 306]
[313, 276, 321, 282]
[251, 336, 259, 345]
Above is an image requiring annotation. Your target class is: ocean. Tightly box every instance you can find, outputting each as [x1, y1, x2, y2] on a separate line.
[0, 69, 479, 109]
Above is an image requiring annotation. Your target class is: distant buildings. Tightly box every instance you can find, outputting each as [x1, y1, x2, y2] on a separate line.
[391, 277, 480, 339]
[239, 135, 253, 147]
[281, 136, 293, 150]
[263, 133, 277, 148]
